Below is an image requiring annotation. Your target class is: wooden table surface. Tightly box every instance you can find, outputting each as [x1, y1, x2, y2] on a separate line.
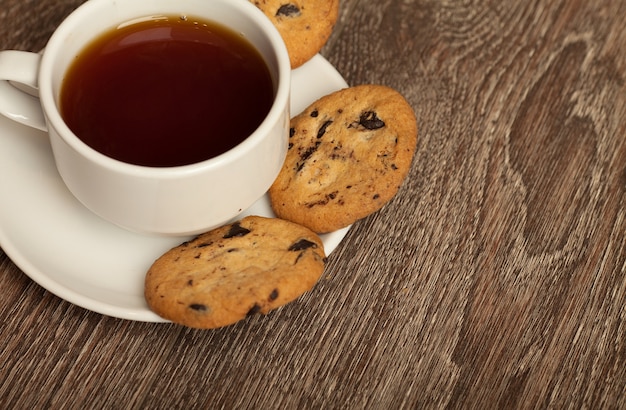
[1, 0, 625, 408]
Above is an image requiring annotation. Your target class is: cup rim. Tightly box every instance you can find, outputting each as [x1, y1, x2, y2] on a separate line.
[38, 0, 291, 178]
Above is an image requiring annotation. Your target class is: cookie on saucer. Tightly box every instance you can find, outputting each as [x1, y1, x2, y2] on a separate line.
[144, 215, 326, 329]
[269, 84, 418, 233]
[249, 0, 340, 68]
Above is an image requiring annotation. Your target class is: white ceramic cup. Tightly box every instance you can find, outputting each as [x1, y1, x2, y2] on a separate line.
[0, 0, 291, 236]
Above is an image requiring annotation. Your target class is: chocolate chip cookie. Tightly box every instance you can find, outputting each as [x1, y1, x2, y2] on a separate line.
[250, 0, 340, 68]
[268, 85, 418, 233]
[144, 216, 326, 329]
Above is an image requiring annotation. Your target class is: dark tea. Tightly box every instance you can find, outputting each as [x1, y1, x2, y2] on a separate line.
[60, 15, 274, 167]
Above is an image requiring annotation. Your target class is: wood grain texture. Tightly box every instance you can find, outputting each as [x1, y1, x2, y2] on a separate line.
[1, 0, 625, 408]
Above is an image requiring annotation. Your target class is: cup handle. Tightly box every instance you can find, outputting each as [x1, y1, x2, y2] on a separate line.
[0, 50, 47, 131]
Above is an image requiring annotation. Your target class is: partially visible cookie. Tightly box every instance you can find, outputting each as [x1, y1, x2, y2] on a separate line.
[269, 85, 418, 233]
[145, 216, 326, 329]
[250, 0, 340, 68]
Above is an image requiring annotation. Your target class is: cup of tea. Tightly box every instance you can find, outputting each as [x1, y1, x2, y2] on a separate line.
[0, 0, 291, 235]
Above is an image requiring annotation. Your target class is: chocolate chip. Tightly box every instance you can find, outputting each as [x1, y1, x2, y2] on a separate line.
[302, 141, 321, 159]
[223, 222, 251, 238]
[288, 239, 317, 251]
[357, 111, 385, 130]
[289, 127, 296, 138]
[247, 304, 261, 316]
[276, 4, 301, 17]
[296, 141, 321, 171]
[310, 109, 319, 117]
[305, 190, 339, 208]
[317, 120, 333, 138]
[196, 242, 212, 248]
[189, 304, 207, 312]
[269, 289, 279, 301]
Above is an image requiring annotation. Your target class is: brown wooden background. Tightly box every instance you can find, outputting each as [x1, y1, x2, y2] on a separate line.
[1, 0, 625, 408]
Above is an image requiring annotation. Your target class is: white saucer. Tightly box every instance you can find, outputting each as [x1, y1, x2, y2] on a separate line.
[0, 55, 350, 322]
